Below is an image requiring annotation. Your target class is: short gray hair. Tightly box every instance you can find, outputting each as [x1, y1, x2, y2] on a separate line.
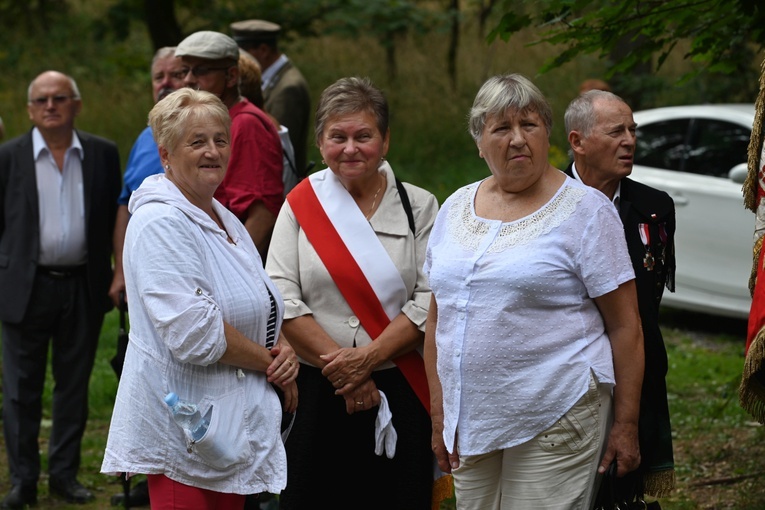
[564, 90, 626, 138]
[314, 76, 388, 145]
[151, 46, 177, 72]
[148, 88, 230, 153]
[468, 74, 552, 142]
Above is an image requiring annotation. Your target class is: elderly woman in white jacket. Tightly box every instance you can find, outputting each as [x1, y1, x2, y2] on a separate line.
[101, 88, 298, 509]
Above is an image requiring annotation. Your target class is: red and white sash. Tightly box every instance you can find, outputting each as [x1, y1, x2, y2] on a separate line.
[287, 167, 430, 413]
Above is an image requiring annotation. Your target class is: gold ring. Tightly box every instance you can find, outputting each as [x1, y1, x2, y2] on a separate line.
[287, 360, 294, 366]
[356, 401, 364, 405]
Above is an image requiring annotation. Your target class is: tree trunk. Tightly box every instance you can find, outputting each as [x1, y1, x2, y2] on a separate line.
[478, 0, 497, 39]
[144, 0, 183, 51]
[447, 0, 459, 90]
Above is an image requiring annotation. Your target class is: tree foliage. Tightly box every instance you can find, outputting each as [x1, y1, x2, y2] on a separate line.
[489, 0, 765, 80]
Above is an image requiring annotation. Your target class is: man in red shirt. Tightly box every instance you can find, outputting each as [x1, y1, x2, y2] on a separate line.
[175, 31, 284, 259]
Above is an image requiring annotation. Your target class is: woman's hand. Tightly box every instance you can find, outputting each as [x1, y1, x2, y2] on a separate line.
[342, 378, 380, 415]
[598, 420, 640, 477]
[431, 414, 459, 473]
[279, 380, 299, 414]
[267, 336, 299, 386]
[321, 345, 376, 395]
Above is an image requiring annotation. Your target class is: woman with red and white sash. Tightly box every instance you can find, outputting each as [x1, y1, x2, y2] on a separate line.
[265, 77, 439, 509]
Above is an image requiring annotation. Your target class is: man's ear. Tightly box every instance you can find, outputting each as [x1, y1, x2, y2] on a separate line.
[225, 66, 239, 89]
[569, 130, 585, 155]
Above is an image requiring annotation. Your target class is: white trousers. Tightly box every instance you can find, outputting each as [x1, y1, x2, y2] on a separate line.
[453, 373, 613, 510]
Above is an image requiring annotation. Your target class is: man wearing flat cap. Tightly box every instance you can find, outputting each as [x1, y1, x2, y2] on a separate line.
[231, 19, 311, 176]
[175, 30, 284, 259]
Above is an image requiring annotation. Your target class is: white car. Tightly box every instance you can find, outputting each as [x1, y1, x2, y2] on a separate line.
[631, 104, 755, 319]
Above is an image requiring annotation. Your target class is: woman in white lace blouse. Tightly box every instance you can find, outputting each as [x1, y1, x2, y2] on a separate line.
[423, 74, 644, 509]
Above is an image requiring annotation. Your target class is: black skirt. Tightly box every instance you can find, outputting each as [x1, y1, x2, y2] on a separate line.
[279, 363, 433, 510]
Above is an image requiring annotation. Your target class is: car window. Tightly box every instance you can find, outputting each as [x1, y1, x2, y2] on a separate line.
[635, 118, 689, 171]
[684, 119, 750, 178]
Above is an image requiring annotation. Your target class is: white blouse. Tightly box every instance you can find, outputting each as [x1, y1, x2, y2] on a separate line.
[101, 175, 287, 494]
[424, 176, 634, 457]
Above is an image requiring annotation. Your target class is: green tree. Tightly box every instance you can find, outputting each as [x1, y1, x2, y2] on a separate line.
[489, 0, 764, 102]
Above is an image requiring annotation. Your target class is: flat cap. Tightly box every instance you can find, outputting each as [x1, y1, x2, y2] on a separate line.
[175, 31, 240, 61]
[230, 19, 281, 45]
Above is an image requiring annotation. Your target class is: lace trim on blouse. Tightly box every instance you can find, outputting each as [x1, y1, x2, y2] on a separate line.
[447, 183, 587, 253]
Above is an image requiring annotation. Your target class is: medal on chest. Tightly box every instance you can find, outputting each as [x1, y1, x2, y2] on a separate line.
[638, 223, 654, 271]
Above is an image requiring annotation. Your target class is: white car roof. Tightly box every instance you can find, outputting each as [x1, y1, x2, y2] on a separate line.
[633, 104, 755, 128]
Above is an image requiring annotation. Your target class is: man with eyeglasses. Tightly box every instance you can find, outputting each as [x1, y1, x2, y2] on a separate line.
[0, 70, 121, 509]
[175, 30, 284, 260]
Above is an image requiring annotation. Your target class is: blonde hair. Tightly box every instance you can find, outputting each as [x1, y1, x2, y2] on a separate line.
[148, 88, 231, 153]
[238, 49, 264, 108]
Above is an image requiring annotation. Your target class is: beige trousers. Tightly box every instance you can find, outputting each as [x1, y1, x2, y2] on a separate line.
[453, 372, 612, 510]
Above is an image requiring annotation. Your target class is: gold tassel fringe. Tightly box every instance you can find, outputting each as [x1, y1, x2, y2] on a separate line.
[740, 330, 765, 423]
[432, 474, 454, 510]
[643, 469, 676, 498]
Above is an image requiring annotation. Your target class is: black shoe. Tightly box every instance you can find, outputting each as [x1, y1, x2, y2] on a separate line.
[48, 477, 94, 504]
[1, 484, 37, 509]
[110, 479, 150, 507]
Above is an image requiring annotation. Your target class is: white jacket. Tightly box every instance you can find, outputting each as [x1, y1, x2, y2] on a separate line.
[101, 174, 287, 494]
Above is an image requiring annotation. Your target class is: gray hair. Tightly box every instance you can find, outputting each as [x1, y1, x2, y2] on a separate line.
[468, 74, 552, 142]
[27, 71, 81, 101]
[148, 88, 230, 153]
[564, 90, 627, 138]
[314, 76, 388, 145]
[151, 46, 177, 72]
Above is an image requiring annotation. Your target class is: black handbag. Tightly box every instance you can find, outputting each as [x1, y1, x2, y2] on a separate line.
[593, 463, 661, 510]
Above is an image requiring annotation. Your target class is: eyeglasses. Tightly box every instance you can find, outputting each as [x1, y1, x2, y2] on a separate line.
[29, 95, 77, 107]
[173, 65, 232, 80]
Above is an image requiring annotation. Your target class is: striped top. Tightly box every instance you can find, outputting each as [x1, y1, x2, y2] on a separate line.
[265, 289, 277, 349]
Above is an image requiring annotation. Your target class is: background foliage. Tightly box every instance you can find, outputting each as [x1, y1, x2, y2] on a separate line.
[0, 0, 762, 202]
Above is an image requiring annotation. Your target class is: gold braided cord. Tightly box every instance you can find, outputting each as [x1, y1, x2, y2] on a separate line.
[743, 56, 765, 213]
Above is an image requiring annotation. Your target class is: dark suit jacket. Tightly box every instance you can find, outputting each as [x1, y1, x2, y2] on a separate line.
[263, 60, 311, 174]
[0, 129, 121, 324]
[565, 165, 676, 494]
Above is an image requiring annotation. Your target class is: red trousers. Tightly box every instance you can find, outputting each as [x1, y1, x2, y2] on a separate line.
[146, 474, 245, 510]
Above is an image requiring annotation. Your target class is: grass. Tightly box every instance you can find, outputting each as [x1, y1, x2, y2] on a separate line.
[1, 308, 763, 509]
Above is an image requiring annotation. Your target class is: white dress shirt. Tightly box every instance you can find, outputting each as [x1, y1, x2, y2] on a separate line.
[32, 127, 86, 266]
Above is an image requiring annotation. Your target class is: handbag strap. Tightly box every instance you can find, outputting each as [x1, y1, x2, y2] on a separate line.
[395, 177, 415, 234]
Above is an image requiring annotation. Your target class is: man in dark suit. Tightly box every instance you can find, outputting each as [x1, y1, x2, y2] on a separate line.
[0, 70, 121, 509]
[565, 90, 676, 505]
[231, 19, 311, 175]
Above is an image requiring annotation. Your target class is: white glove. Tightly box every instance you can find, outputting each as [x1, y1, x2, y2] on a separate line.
[374, 391, 397, 458]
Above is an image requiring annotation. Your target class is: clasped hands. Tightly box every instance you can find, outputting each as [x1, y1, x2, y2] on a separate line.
[321, 346, 381, 414]
[267, 342, 299, 413]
